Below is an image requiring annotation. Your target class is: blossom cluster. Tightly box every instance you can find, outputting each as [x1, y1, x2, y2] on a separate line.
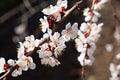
[0, 35, 38, 77]
[109, 53, 120, 80]
[37, 30, 67, 67]
[75, 0, 109, 66]
[37, 21, 79, 67]
[75, 23, 103, 66]
[40, 0, 67, 33]
[0, 0, 109, 79]
[109, 63, 120, 80]
[0, 0, 69, 77]
[38, 0, 68, 67]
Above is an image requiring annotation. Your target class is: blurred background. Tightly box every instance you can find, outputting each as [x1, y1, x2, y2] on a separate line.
[0, 0, 120, 80]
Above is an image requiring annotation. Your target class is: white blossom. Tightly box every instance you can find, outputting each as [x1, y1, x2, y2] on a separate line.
[109, 63, 120, 80]
[37, 47, 52, 58]
[29, 62, 36, 70]
[61, 22, 78, 41]
[76, 37, 96, 66]
[37, 31, 66, 67]
[34, 39, 41, 47]
[77, 52, 95, 66]
[75, 22, 102, 66]
[80, 23, 103, 40]
[40, 16, 49, 33]
[84, 8, 101, 22]
[42, 0, 67, 21]
[0, 58, 6, 73]
[43, 33, 50, 39]
[50, 32, 66, 54]
[80, 22, 89, 32]
[17, 42, 25, 59]
[57, 0, 68, 10]
[77, 30, 86, 41]
[23, 35, 39, 52]
[41, 57, 60, 67]
[75, 38, 86, 53]
[87, 41, 96, 55]
[12, 67, 22, 77]
[49, 57, 60, 67]
[83, 56, 94, 66]
[76, 42, 96, 66]
[80, 22, 92, 34]
[42, 5, 59, 16]
[50, 32, 60, 44]
[88, 23, 103, 42]
[17, 56, 35, 71]
[54, 43, 66, 57]
[77, 52, 86, 66]
[7, 59, 15, 66]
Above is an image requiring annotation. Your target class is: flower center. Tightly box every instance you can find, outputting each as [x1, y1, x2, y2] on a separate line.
[95, 0, 99, 4]
[48, 15, 56, 21]
[67, 27, 72, 34]
[4, 64, 9, 70]
[87, 43, 91, 48]
[84, 54, 89, 59]
[59, 7, 65, 15]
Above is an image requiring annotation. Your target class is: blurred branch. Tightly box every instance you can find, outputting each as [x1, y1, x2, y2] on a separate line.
[23, 0, 35, 14]
[108, 0, 120, 64]
[0, 4, 24, 24]
[0, 0, 38, 24]
[111, 0, 120, 44]
[21, 1, 44, 24]
[111, 0, 120, 28]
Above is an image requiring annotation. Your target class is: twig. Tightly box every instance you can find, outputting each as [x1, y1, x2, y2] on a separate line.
[0, 65, 19, 80]
[23, 0, 36, 14]
[81, 66, 85, 80]
[0, 1, 83, 80]
[91, 0, 96, 9]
